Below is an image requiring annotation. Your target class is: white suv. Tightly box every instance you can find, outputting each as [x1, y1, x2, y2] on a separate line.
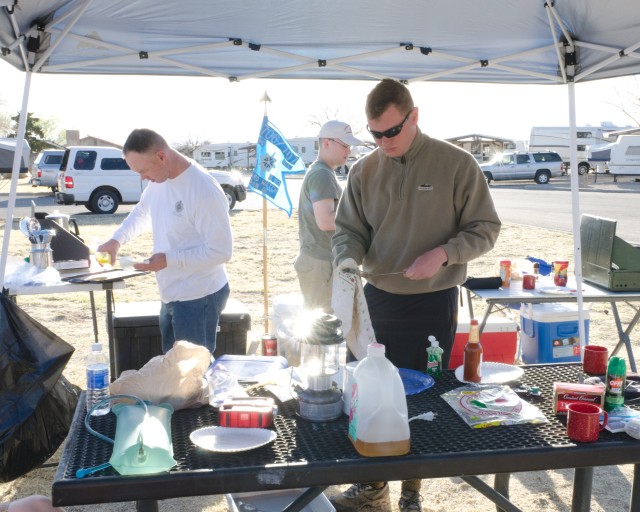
[56, 146, 246, 214]
[480, 152, 563, 185]
[56, 146, 145, 214]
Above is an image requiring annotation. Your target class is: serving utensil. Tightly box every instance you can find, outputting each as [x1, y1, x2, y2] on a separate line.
[344, 269, 405, 279]
[19, 217, 32, 239]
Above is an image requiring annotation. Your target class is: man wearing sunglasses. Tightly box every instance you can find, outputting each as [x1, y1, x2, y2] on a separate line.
[330, 79, 501, 512]
[295, 120, 362, 311]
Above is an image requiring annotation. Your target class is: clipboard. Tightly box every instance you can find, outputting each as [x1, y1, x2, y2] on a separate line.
[62, 269, 149, 283]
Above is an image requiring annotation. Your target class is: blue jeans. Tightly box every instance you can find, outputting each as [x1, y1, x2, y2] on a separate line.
[159, 283, 230, 354]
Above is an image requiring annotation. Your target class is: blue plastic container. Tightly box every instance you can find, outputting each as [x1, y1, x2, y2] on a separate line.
[520, 303, 590, 364]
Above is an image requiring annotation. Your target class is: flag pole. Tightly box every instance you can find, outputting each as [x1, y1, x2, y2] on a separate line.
[263, 196, 269, 333]
[260, 91, 271, 334]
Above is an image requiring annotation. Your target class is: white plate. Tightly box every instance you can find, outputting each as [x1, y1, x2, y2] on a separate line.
[538, 286, 580, 295]
[455, 362, 524, 384]
[190, 426, 277, 452]
[119, 256, 147, 269]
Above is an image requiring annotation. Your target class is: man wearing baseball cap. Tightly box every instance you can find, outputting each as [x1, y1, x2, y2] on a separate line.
[294, 120, 362, 311]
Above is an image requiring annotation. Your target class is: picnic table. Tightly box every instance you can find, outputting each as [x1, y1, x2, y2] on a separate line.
[53, 363, 640, 512]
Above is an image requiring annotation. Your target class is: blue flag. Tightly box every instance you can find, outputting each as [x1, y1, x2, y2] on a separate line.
[248, 116, 306, 216]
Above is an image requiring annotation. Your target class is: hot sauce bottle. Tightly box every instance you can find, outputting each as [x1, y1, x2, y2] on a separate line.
[463, 319, 483, 383]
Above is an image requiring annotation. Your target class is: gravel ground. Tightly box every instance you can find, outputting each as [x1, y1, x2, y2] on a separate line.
[0, 203, 639, 512]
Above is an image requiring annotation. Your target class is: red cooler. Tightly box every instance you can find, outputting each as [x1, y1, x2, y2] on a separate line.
[449, 314, 518, 369]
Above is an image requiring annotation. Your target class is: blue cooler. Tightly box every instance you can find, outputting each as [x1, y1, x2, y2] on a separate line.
[520, 303, 590, 364]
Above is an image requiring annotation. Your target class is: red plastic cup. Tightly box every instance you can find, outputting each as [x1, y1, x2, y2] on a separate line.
[523, 274, 536, 290]
[583, 345, 609, 375]
[566, 403, 608, 443]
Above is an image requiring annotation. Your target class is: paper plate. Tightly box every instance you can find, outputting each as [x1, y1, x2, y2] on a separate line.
[190, 427, 276, 452]
[399, 368, 435, 395]
[119, 256, 147, 269]
[455, 362, 524, 384]
[538, 286, 579, 295]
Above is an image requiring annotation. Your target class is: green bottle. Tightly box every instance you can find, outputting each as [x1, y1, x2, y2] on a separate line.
[604, 356, 627, 412]
[426, 335, 444, 378]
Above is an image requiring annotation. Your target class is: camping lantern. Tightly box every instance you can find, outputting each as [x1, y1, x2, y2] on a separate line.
[294, 312, 344, 422]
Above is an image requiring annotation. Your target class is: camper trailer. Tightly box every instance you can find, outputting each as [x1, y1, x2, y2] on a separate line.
[287, 137, 318, 166]
[589, 135, 640, 176]
[194, 143, 256, 170]
[195, 137, 319, 170]
[529, 125, 626, 175]
[0, 138, 31, 178]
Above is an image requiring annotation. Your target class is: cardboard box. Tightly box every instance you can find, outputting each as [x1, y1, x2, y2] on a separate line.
[520, 303, 590, 364]
[449, 314, 518, 369]
[112, 298, 251, 377]
[553, 381, 606, 414]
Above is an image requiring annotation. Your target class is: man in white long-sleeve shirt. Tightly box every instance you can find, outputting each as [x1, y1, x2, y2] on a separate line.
[98, 128, 233, 354]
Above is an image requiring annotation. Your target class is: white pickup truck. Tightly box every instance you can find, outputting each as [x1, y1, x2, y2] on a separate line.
[55, 146, 246, 213]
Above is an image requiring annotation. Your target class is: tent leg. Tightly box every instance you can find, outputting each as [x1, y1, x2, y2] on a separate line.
[0, 71, 32, 286]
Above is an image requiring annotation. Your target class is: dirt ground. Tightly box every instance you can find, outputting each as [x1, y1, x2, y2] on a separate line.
[1, 202, 639, 511]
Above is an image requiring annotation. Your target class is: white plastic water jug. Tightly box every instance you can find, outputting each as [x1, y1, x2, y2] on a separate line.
[348, 343, 410, 456]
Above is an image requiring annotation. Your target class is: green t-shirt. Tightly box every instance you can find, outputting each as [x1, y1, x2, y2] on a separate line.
[298, 160, 342, 260]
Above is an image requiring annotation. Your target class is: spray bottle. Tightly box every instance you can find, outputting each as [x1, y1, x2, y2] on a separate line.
[426, 335, 444, 378]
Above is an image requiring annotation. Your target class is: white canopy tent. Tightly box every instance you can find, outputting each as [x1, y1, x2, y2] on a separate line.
[2, 0, 640, 348]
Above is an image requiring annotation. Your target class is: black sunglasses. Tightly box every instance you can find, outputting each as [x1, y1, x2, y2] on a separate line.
[367, 109, 413, 139]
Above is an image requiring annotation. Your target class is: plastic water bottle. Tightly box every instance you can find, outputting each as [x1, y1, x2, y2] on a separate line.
[86, 342, 110, 416]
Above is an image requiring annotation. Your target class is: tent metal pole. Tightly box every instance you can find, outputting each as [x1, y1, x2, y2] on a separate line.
[0, 70, 32, 287]
[567, 82, 587, 352]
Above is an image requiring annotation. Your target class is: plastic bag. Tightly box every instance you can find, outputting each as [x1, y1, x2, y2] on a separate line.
[109, 340, 211, 410]
[0, 293, 79, 482]
[441, 385, 548, 428]
[205, 363, 248, 407]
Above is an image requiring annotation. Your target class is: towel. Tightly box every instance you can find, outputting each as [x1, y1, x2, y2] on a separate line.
[331, 260, 376, 360]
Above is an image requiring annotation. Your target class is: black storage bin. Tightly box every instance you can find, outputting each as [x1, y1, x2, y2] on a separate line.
[112, 298, 251, 377]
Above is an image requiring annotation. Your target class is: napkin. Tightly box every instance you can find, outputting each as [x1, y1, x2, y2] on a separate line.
[331, 266, 376, 360]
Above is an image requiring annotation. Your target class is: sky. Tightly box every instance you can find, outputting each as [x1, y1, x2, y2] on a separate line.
[1, 58, 637, 148]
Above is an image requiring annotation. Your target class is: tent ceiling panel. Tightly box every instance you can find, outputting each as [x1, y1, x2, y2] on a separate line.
[2, 0, 640, 84]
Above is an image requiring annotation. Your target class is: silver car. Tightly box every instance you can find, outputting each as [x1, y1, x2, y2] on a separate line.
[31, 149, 64, 192]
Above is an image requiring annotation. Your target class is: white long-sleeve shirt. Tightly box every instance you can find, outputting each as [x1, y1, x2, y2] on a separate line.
[112, 162, 233, 303]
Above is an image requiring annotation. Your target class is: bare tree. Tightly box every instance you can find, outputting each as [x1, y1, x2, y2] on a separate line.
[174, 136, 210, 158]
[0, 97, 12, 136]
[308, 107, 365, 138]
[605, 76, 640, 127]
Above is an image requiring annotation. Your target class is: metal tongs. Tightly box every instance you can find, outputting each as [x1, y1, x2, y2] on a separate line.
[343, 268, 405, 279]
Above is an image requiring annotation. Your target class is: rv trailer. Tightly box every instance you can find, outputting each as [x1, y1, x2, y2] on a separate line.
[589, 135, 640, 177]
[529, 125, 626, 175]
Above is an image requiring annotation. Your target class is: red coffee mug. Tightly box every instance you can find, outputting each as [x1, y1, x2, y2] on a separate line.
[583, 345, 609, 375]
[522, 274, 536, 290]
[566, 402, 608, 443]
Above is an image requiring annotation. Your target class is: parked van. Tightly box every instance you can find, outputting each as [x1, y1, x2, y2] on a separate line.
[589, 135, 640, 176]
[56, 146, 145, 214]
